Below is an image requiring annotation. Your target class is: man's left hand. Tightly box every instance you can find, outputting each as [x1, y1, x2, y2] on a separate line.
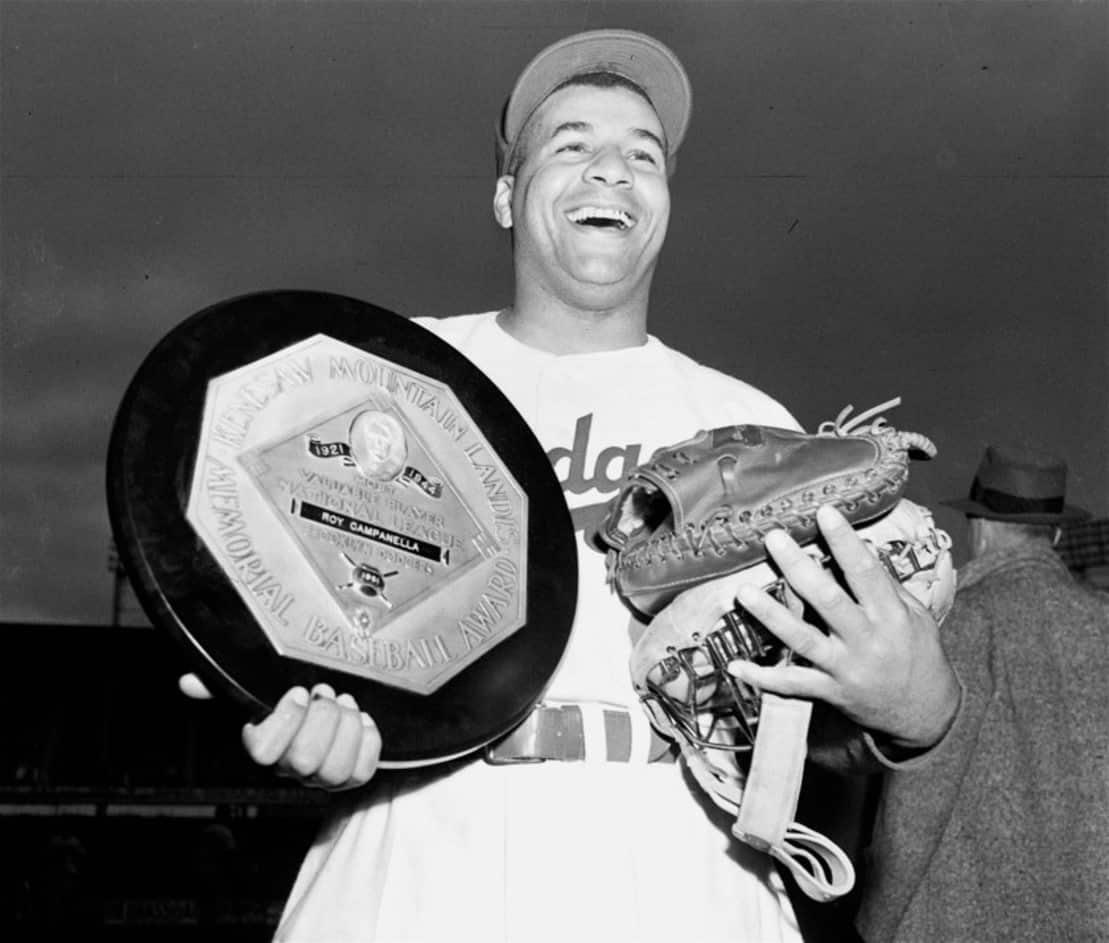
[727, 504, 959, 751]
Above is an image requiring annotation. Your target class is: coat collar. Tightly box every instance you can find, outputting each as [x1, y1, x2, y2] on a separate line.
[957, 540, 1068, 592]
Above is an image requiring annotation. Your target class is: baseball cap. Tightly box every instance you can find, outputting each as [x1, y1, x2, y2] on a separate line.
[495, 29, 693, 176]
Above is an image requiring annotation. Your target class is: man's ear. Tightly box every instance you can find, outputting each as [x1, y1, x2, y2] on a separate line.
[493, 175, 514, 229]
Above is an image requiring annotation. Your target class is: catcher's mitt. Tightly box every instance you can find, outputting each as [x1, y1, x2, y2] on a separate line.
[596, 398, 940, 618]
[596, 400, 955, 901]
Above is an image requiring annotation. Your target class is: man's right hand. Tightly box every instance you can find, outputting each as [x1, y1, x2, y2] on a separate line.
[178, 673, 381, 791]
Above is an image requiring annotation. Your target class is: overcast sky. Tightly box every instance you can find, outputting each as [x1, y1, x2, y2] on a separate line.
[2, 0, 1106, 626]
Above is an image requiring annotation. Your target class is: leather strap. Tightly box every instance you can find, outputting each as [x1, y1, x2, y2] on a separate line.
[732, 693, 855, 902]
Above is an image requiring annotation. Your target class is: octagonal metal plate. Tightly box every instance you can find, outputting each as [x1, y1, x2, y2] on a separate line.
[185, 335, 529, 695]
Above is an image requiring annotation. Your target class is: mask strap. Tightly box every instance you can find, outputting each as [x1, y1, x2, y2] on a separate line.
[732, 693, 856, 902]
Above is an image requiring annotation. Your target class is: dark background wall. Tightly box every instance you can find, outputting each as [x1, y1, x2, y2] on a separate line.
[2, 0, 1107, 624]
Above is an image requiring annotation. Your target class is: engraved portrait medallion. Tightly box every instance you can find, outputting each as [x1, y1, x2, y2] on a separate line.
[107, 291, 576, 766]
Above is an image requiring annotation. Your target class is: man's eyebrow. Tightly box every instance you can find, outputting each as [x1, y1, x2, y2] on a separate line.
[549, 120, 592, 138]
[630, 127, 666, 153]
[548, 121, 666, 153]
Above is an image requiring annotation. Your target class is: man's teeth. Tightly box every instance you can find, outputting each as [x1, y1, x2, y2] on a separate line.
[567, 207, 633, 229]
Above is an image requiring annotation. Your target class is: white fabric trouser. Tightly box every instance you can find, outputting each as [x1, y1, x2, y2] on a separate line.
[276, 754, 802, 943]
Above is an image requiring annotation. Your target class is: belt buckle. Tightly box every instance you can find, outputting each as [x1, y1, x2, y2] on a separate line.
[482, 710, 549, 765]
[482, 741, 546, 766]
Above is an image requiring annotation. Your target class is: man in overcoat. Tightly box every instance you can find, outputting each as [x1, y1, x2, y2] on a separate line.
[856, 445, 1109, 943]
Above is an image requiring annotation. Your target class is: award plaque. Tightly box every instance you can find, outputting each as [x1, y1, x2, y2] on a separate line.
[107, 290, 577, 767]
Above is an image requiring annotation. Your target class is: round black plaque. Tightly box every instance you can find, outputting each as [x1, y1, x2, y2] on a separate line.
[107, 290, 577, 767]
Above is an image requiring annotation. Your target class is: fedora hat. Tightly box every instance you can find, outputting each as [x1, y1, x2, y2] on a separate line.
[943, 445, 1089, 523]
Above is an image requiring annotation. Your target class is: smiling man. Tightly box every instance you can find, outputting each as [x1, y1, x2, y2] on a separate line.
[216, 30, 961, 943]
[494, 75, 672, 349]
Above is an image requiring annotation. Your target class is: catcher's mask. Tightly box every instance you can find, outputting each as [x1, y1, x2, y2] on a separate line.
[633, 518, 952, 754]
[634, 574, 789, 751]
[627, 499, 954, 901]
